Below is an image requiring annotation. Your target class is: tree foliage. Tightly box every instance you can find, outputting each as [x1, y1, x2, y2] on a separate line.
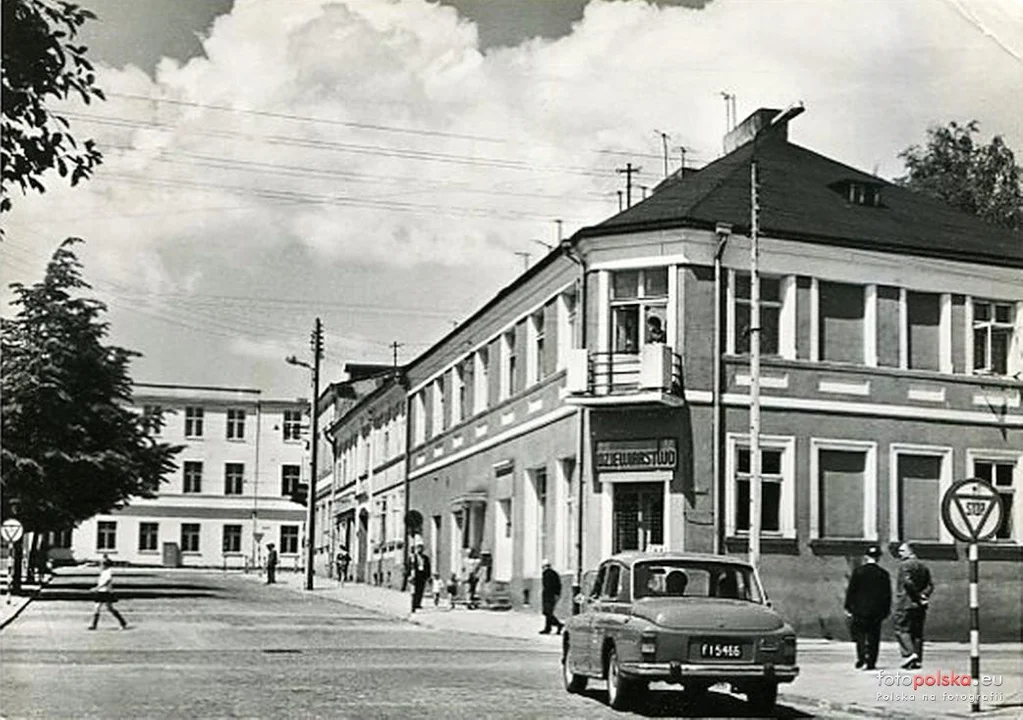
[1, 0, 105, 216]
[897, 120, 1023, 232]
[1, 239, 182, 534]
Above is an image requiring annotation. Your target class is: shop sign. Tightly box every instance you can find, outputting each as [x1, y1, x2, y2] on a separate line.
[595, 438, 677, 472]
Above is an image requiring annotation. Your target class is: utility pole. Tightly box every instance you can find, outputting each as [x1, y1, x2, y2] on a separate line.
[748, 157, 763, 574]
[390, 341, 403, 369]
[616, 163, 641, 208]
[306, 318, 323, 591]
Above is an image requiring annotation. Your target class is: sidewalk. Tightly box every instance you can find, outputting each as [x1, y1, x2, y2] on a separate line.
[1, 576, 50, 631]
[259, 571, 1022, 718]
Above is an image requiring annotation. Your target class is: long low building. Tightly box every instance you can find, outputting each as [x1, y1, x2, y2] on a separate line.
[69, 384, 308, 569]
[316, 107, 1022, 640]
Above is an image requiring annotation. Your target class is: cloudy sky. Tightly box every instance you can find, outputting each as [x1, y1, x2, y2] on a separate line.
[3, 0, 1021, 400]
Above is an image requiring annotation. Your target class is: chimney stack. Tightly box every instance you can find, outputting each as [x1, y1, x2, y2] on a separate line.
[723, 107, 795, 154]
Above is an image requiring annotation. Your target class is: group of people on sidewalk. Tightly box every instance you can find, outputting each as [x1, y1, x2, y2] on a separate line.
[844, 542, 933, 670]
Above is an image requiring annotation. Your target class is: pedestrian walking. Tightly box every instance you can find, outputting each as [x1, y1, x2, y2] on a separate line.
[844, 545, 891, 670]
[88, 555, 128, 630]
[266, 543, 278, 585]
[431, 573, 443, 606]
[336, 546, 350, 584]
[539, 559, 564, 634]
[406, 540, 431, 612]
[893, 542, 933, 669]
[447, 573, 459, 609]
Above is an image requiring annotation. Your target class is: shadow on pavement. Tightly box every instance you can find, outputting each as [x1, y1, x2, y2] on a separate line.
[35, 589, 223, 601]
[574, 687, 813, 718]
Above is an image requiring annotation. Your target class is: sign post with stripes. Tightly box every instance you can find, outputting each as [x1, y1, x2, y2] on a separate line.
[941, 478, 1005, 714]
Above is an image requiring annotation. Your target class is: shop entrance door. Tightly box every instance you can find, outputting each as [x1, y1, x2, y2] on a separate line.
[613, 482, 664, 553]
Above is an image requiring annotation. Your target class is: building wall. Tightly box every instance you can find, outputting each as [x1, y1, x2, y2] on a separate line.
[72, 386, 306, 568]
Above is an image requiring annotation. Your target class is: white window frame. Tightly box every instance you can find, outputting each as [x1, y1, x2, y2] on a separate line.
[224, 462, 244, 496]
[557, 288, 579, 371]
[555, 457, 576, 572]
[280, 525, 300, 554]
[809, 438, 878, 541]
[727, 271, 795, 359]
[528, 309, 546, 385]
[473, 348, 489, 414]
[501, 328, 517, 400]
[222, 524, 242, 554]
[451, 364, 464, 426]
[138, 521, 159, 552]
[282, 410, 303, 441]
[724, 434, 796, 539]
[967, 297, 1020, 377]
[899, 289, 952, 373]
[413, 392, 426, 446]
[811, 279, 870, 364]
[96, 521, 117, 551]
[183, 461, 203, 494]
[180, 523, 201, 553]
[432, 377, 445, 437]
[966, 449, 1023, 545]
[226, 408, 246, 440]
[184, 406, 204, 438]
[608, 267, 669, 355]
[888, 443, 954, 544]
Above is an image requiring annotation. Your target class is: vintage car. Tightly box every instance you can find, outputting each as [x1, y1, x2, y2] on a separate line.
[561, 551, 798, 712]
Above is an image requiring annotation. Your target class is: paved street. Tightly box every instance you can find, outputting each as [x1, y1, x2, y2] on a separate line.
[2, 568, 1020, 719]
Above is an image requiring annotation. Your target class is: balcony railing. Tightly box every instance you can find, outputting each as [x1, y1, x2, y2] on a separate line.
[565, 344, 684, 406]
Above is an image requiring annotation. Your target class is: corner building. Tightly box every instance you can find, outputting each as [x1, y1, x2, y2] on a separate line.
[355, 108, 1022, 638]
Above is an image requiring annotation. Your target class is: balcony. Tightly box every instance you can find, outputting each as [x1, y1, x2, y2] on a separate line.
[564, 344, 685, 407]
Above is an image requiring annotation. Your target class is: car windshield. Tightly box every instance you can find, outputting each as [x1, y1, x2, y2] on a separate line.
[633, 560, 764, 603]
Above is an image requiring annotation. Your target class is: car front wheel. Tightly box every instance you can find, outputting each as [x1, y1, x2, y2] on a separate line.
[605, 646, 633, 710]
[747, 682, 778, 713]
[562, 636, 588, 694]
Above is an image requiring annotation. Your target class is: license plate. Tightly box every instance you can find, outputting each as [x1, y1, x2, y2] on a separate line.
[695, 640, 746, 661]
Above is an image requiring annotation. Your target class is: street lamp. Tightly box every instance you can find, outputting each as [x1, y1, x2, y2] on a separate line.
[285, 318, 323, 591]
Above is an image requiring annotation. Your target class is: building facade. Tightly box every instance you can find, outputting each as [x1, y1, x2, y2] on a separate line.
[319, 108, 1022, 638]
[71, 384, 307, 569]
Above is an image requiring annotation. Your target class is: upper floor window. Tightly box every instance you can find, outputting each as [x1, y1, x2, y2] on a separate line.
[183, 461, 203, 493]
[558, 288, 578, 370]
[224, 463, 244, 495]
[530, 309, 547, 384]
[848, 182, 881, 206]
[502, 328, 517, 399]
[453, 363, 466, 426]
[611, 267, 668, 354]
[184, 406, 204, 438]
[906, 291, 941, 371]
[412, 392, 426, 446]
[226, 409, 246, 440]
[473, 348, 490, 414]
[281, 464, 301, 496]
[283, 410, 303, 441]
[733, 273, 782, 356]
[142, 405, 163, 435]
[972, 299, 1015, 376]
[433, 376, 446, 435]
[818, 281, 865, 364]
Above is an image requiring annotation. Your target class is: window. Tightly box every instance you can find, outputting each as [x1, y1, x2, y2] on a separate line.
[530, 309, 546, 384]
[559, 458, 576, 571]
[222, 524, 242, 554]
[226, 409, 246, 440]
[733, 273, 782, 356]
[818, 281, 865, 363]
[224, 463, 244, 495]
[892, 448, 951, 542]
[811, 440, 877, 540]
[726, 435, 795, 538]
[379, 498, 388, 546]
[413, 392, 426, 445]
[138, 522, 159, 552]
[433, 377, 446, 435]
[97, 521, 117, 551]
[283, 410, 303, 441]
[184, 406, 204, 438]
[142, 405, 162, 435]
[558, 288, 579, 370]
[183, 461, 203, 493]
[473, 348, 490, 413]
[611, 267, 668, 353]
[971, 456, 1019, 541]
[453, 362, 467, 425]
[502, 328, 517, 399]
[280, 525, 299, 554]
[281, 464, 301, 496]
[848, 182, 880, 206]
[181, 523, 200, 553]
[972, 299, 1015, 376]
[50, 529, 72, 549]
[906, 291, 940, 371]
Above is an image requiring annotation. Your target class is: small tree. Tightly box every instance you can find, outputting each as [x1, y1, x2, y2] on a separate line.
[1, 239, 182, 586]
[1, 0, 105, 218]
[897, 120, 1023, 232]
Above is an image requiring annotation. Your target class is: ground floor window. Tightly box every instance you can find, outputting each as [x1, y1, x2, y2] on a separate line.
[612, 482, 663, 553]
[892, 448, 951, 542]
[50, 529, 72, 549]
[811, 440, 877, 540]
[181, 523, 201, 553]
[138, 522, 159, 552]
[280, 525, 299, 554]
[222, 524, 242, 553]
[97, 521, 117, 551]
[725, 434, 796, 538]
[970, 454, 1019, 542]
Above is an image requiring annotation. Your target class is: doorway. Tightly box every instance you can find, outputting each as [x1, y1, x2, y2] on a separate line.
[612, 482, 664, 553]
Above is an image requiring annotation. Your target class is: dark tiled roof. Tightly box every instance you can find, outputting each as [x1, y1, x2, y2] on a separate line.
[586, 137, 1023, 268]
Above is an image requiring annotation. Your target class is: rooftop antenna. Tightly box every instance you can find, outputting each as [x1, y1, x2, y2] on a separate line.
[554, 218, 563, 243]
[720, 91, 736, 131]
[677, 146, 688, 175]
[514, 251, 531, 270]
[654, 130, 670, 177]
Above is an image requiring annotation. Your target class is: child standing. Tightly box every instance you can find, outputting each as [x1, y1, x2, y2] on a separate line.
[447, 573, 459, 609]
[431, 573, 443, 606]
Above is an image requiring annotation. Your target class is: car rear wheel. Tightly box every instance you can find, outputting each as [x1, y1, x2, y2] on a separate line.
[562, 636, 588, 694]
[747, 682, 778, 713]
[605, 647, 633, 710]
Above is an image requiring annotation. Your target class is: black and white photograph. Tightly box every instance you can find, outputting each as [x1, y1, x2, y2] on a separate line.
[2, 0, 1021, 717]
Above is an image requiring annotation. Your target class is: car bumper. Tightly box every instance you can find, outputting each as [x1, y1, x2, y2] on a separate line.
[619, 661, 799, 683]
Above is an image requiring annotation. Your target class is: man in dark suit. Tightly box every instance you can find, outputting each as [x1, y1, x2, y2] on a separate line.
[539, 559, 564, 634]
[407, 540, 432, 613]
[844, 545, 891, 670]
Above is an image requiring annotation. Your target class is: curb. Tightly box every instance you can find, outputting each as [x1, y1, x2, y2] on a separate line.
[0, 574, 53, 632]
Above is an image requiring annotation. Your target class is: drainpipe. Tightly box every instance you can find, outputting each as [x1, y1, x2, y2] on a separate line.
[561, 239, 587, 613]
[713, 223, 732, 555]
[402, 375, 413, 587]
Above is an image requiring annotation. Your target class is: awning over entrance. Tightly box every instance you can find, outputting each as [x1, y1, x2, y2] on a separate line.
[450, 490, 488, 509]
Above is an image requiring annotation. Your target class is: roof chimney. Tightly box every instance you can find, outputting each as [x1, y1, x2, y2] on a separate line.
[723, 106, 802, 154]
